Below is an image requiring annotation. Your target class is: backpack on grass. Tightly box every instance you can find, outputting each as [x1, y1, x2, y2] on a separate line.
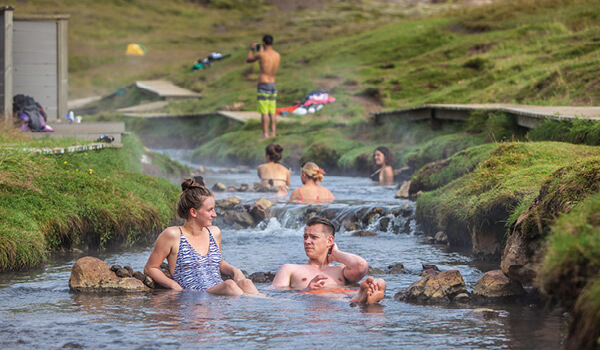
[13, 94, 48, 132]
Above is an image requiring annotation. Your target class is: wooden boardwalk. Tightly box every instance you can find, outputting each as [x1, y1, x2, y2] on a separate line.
[135, 80, 201, 101]
[374, 104, 600, 128]
[31, 121, 126, 146]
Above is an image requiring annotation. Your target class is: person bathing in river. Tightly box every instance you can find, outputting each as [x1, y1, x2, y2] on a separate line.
[144, 177, 258, 295]
[369, 146, 395, 186]
[271, 216, 386, 304]
[289, 162, 334, 204]
[257, 143, 291, 196]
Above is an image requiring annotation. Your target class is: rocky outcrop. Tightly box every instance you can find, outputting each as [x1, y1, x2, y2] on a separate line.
[69, 256, 150, 292]
[472, 270, 526, 300]
[397, 269, 468, 304]
[214, 197, 273, 228]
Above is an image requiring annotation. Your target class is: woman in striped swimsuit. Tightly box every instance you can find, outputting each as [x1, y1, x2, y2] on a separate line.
[144, 178, 258, 295]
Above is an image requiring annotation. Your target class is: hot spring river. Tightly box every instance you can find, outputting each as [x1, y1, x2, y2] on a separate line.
[0, 150, 567, 349]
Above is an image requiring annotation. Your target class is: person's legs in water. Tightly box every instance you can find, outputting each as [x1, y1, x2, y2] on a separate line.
[349, 276, 386, 304]
[236, 278, 259, 294]
[206, 279, 244, 296]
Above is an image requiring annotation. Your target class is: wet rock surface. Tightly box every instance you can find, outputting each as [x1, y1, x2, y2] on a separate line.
[397, 269, 468, 304]
[69, 257, 149, 292]
[472, 270, 527, 300]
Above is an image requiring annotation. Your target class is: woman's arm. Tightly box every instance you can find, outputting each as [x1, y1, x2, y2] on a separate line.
[210, 226, 244, 281]
[380, 165, 395, 186]
[144, 228, 182, 290]
[220, 260, 246, 282]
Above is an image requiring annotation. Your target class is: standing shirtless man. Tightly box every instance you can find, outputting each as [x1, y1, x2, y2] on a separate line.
[272, 216, 386, 304]
[246, 34, 280, 141]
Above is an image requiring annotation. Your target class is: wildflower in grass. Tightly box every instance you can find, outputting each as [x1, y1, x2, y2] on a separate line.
[84, 153, 87, 156]
[63, 161, 67, 164]
[89, 169, 93, 174]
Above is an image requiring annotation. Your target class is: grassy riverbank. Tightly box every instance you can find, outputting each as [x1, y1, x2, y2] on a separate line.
[0, 128, 180, 271]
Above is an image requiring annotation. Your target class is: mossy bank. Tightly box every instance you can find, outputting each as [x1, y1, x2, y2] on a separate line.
[0, 132, 180, 271]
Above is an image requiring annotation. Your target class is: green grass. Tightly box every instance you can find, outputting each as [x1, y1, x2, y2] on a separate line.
[0, 133, 179, 271]
[415, 142, 600, 254]
[7, 0, 599, 119]
[537, 191, 600, 348]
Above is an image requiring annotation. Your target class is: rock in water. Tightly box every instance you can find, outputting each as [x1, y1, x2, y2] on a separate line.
[69, 256, 149, 292]
[400, 269, 468, 304]
[472, 270, 526, 299]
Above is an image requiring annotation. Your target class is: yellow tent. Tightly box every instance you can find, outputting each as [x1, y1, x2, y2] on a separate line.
[126, 43, 146, 56]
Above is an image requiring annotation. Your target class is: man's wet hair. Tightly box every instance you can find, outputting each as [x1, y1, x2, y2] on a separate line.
[306, 216, 335, 237]
[263, 34, 274, 46]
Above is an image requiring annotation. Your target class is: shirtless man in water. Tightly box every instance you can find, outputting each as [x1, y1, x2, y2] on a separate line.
[246, 34, 280, 141]
[272, 216, 386, 304]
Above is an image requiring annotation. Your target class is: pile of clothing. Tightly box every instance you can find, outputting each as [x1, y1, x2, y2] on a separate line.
[192, 52, 231, 70]
[276, 90, 336, 116]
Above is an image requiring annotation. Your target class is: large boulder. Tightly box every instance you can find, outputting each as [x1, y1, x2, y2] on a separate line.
[472, 270, 526, 299]
[69, 256, 149, 292]
[398, 269, 467, 304]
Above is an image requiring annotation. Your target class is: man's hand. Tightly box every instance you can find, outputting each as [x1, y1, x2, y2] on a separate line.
[307, 274, 328, 290]
[327, 243, 340, 264]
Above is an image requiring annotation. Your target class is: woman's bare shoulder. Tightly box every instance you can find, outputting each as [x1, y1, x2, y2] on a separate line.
[207, 225, 221, 236]
[159, 226, 181, 239]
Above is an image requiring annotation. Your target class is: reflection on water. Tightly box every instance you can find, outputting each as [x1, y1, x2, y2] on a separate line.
[0, 151, 567, 349]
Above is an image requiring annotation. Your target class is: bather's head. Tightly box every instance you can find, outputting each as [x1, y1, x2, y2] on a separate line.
[300, 162, 325, 184]
[373, 146, 394, 167]
[177, 177, 215, 226]
[303, 216, 335, 259]
[265, 143, 283, 163]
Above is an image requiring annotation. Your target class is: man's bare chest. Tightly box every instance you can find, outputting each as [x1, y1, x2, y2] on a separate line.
[290, 265, 346, 289]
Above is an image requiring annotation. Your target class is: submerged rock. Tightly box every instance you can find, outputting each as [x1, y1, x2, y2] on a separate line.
[69, 256, 149, 293]
[387, 263, 408, 274]
[249, 271, 276, 283]
[352, 230, 377, 237]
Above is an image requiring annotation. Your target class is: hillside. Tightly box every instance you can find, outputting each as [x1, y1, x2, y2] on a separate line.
[12, 0, 600, 119]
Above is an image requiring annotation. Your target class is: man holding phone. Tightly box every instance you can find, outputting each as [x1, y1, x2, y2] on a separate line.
[271, 216, 386, 304]
[246, 34, 280, 141]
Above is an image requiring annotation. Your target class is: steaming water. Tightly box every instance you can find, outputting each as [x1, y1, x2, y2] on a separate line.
[0, 150, 567, 349]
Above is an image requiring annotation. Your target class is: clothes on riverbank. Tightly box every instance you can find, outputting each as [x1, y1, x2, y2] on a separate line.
[192, 52, 231, 70]
[257, 82, 277, 114]
[276, 90, 336, 116]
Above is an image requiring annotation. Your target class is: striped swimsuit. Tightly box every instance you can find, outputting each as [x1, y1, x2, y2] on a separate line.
[173, 227, 223, 291]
